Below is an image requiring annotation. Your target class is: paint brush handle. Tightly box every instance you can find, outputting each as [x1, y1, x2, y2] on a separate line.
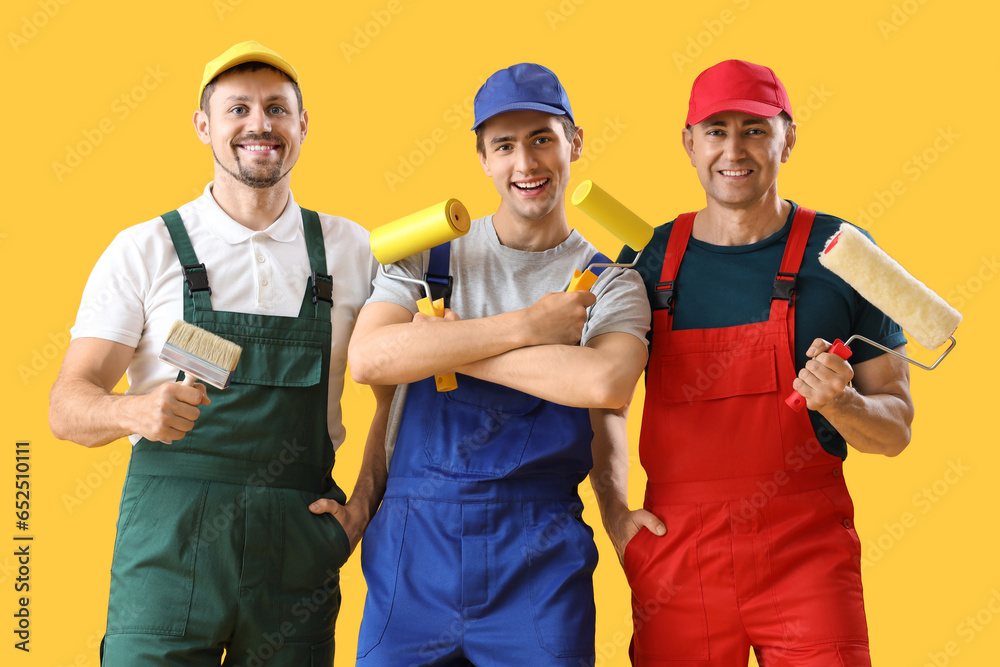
[415, 297, 458, 392]
[785, 339, 853, 411]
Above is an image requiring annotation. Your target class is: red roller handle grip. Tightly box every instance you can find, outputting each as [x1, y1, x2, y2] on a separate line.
[785, 339, 853, 411]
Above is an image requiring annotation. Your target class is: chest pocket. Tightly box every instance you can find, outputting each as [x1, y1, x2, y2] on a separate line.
[229, 338, 323, 387]
[423, 375, 542, 478]
[657, 344, 777, 404]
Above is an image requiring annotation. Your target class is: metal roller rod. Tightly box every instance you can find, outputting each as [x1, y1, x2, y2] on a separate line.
[380, 264, 432, 301]
[844, 334, 957, 371]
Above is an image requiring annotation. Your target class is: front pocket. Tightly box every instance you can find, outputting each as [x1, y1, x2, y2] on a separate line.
[356, 498, 409, 658]
[523, 502, 598, 658]
[105, 476, 207, 636]
[424, 375, 542, 478]
[658, 344, 777, 403]
[624, 506, 710, 661]
[229, 338, 323, 387]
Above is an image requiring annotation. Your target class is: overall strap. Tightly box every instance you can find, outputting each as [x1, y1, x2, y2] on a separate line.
[768, 206, 817, 361]
[587, 251, 613, 276]
[162, 210, 213, 317]
[425, 242, 453, 308]
[652, 213, 696, 321]
[298, 208, 333, 320]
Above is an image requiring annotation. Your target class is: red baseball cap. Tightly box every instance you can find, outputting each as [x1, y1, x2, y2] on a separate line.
[686, 59, 792, 126]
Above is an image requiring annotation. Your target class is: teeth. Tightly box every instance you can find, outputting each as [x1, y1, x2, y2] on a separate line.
[513, 178, 548, 190]
[721, 170, 750, 176]
[242, 145, 276, 152]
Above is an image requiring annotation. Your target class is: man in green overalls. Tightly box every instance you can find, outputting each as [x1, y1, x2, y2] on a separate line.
[49, 41, 389, 665]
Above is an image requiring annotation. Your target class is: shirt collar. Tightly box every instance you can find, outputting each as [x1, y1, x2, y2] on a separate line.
[196, 182, 301, 245]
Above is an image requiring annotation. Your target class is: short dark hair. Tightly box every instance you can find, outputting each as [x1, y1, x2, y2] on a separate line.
[475, 114, 578, 156]
[199, 61, 303, 114]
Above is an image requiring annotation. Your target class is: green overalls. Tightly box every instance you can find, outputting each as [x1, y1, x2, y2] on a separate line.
[101, 209, 351, 667]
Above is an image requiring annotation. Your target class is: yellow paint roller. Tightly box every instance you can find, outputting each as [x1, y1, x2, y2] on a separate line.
[786, 223, 962, 411]
[369, 199, 472, 392]
[567, 180, 655, 291]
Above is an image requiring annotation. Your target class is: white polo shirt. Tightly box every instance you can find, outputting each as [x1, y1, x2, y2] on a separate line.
[71, 182, 377, 448]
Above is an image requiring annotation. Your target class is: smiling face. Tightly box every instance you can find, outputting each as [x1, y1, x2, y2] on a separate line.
[682, 110, 795, 210]
[477, 110, 582, 225]
[193, 67, 307, 191]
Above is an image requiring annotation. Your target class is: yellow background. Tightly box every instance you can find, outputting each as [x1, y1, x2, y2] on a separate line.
[3, 0, 998, 665]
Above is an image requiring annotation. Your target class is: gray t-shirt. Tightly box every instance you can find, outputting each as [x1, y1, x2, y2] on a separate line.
[367, 215, 652, 462]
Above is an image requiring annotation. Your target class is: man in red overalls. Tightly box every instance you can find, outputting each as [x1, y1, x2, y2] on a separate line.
[592, 59, 915, 665]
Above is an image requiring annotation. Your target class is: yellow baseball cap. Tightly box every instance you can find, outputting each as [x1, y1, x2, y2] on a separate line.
[198, 40, 298, 106]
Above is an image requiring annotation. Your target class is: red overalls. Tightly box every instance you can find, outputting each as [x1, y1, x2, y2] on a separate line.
[625, 208, 871, 666]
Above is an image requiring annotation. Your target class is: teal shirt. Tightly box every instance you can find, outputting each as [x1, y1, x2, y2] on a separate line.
[617, 201, 907, 459]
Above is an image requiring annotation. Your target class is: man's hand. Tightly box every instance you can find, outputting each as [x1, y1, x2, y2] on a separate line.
[606, 506, 666, 566]
[793, 338, 854, 411]
[308, 498, 367, 555]
[521, 290, 597, 346]
[132, 381, 211, 444]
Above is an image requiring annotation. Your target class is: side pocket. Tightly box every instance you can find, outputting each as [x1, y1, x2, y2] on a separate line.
[106, 476, 206, 637]
[624, 506, 710, 661]
[523, 502, 598, 658]
[356, 498, 409, 658]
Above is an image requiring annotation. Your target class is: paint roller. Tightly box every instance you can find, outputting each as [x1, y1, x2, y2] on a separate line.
[785, 223, 962, 411]
[568, 180, 655, 291]
[369, 198, 472, 392]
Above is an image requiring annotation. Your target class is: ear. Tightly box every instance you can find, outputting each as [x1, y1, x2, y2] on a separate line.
[193, 109, 211, 146]
[682, 126, 696, 166]
[299, 109, 309, 144]
[781, 121, 796, 163]
[569, 126, 584, 163]
[479, 147, 491, 176]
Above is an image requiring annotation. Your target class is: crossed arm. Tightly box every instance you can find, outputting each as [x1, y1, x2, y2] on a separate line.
[348, 291, 649, 410]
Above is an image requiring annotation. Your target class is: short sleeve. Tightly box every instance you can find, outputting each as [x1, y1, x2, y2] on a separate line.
[582, 267, 651, 346]
[70, 231, 149, 347]
[365, 251, 428, 315]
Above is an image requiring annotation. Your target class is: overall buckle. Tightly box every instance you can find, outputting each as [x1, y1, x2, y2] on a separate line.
[311, 271, 333, 305]
[182, 263, 212, 296]
[771, 272, 797, 301]
[652, 281, 674, 313]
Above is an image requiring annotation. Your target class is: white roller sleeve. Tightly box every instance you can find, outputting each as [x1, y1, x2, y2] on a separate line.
[819, 223, 962, 350]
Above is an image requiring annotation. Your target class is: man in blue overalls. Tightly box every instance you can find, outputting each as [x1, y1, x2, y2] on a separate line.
[49, 41, 389, 665]
[346, 63, 652, 665]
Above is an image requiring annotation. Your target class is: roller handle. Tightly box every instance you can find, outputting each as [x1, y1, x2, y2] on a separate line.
[566, 269, 599, 293]
[415, 296, 459, 392]
[785, 339, 853, 411]
[162, 373, 200, 444]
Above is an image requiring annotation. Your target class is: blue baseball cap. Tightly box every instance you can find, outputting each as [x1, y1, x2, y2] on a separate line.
[472, 63, 574, 131]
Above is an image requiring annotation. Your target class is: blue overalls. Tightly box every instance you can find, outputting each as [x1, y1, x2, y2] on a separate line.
[356, 244, 607, 666]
